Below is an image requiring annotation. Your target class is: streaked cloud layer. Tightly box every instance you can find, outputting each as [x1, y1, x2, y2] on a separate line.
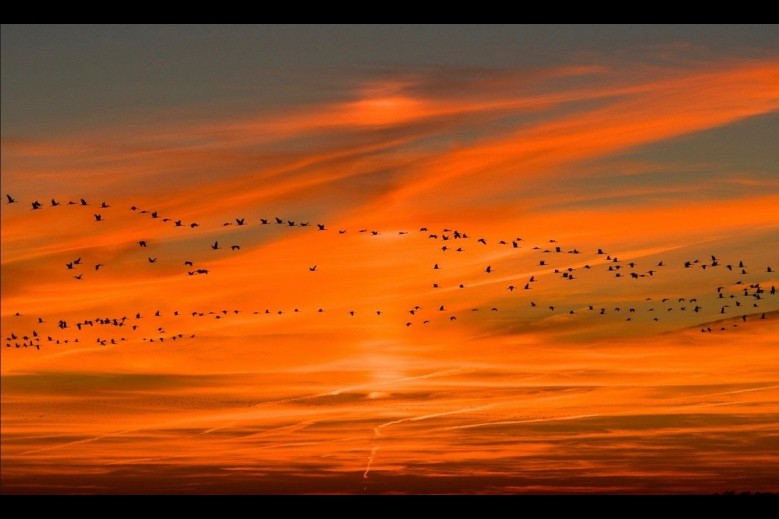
[2, 25, 778, 494]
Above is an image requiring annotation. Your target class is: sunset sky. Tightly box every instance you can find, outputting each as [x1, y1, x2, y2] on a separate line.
[2, 25, 778, 494]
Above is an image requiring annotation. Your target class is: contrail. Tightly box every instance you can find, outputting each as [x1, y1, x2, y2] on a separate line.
[363, 446, 378, 479]
[444, 413, 602, 431]
[375, 403, 496, 437]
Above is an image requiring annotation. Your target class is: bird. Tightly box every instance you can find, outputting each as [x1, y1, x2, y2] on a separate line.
[260, 219, 269, 225]
[95, 264, 104, 271]
[317, 224, 326, 231]
[485, 265, 492, 273]
[32, 200, 42, 210]
[148, 257, 157, 263]
[6, 194, 16, 204]
[300, 222, 310, 227]
[276, 217, 283, 224]
[139, 241, 147, 247]
[231, 245, 240, 250]
[478, 238, 487, 245]
[101, 202, 110, 208]
[73, 257, 81, 265]
[80, 198, 88, 206]
[211, 241, 220, 250]
[66, 262, 74, 270]
[184, 261, 193, 266]
[151, 211, 158, 218]
[94, 214, 102, 222]
[433, 264, 440, 270]
[309, 265, 317, 272]
[287, 220, 295, 227]
[236, 218, 245, 226]
[50, 198, 60, 207]
[74, 274, 83, 280]
[175, 220, 183, 226]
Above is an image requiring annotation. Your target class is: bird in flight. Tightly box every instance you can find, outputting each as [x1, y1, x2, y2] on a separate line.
[211, 241, 220, 250]
[148, 257, 157, 263]
[94, 214, 102, 222]
[6, 194, 16, 204]
[309, 265, 317, 272]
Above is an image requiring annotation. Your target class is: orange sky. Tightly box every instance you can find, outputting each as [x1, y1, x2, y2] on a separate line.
[2, 25, 778, 494]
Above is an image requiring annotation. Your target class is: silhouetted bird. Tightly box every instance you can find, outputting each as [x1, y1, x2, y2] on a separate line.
[32, 200, 41, 210]
[6, 194, 16, 204]
[309, 265, 317, 272]
[101, 202, 110, 208]
[231, 245, 240, 250]
[175, 220, 183, 226]
[317, 224, 326, 230]
[184, 261, 193, 266]
[94, 214, 102, 221]
[236, 218, 245, 225]
[80, 198, 88, 206]
[211, 241, 220, 250]
[139, 241, 147, 247]
[95, 264, 104, 270]
[51, 199, 60, 207]
[485, 266, 492, 273]
[148, 257, 157, 263]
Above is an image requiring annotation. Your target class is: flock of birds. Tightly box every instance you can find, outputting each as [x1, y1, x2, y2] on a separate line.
[3, 193, 778, 351]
